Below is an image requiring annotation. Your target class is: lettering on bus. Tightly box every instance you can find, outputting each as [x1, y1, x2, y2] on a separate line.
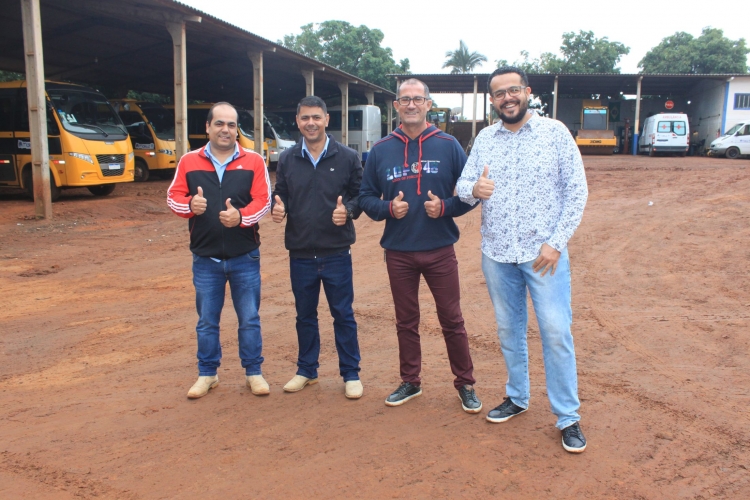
[18, 139, 31, 149]
[134, 143, 155, 150]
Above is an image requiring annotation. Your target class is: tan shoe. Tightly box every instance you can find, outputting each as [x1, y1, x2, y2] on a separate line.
[246, 375, 270, 395]
[283, 374, 318, 393]
[345, 380, 363, 399]
[187, 375, 218, 399]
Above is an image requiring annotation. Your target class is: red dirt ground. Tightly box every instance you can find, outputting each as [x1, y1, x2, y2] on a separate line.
[1, 155, 749, 499]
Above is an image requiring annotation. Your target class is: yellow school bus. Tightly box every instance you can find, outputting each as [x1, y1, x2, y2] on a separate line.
[0, 81, 134, 201]
[111, 99, 181, 181]
[167, 103, 268, 164]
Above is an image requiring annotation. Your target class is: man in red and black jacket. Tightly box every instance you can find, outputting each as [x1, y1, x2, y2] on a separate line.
[167, 102, 271, 400]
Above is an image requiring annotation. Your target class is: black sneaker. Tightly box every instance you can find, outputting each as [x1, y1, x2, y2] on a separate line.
[385, 382, 422, 407]
[486, 397, 528, 423]
[458, 385, 482, 414]
[561, 422, 587, 453]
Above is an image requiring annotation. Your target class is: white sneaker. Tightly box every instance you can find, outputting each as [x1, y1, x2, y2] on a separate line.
[187, 375, 218, 399]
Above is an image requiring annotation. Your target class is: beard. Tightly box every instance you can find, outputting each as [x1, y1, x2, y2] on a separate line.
[496, 99, 529, 124]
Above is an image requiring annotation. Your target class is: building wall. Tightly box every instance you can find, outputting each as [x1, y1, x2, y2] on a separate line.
[687, 79, 728, 148]
[726, 76, 750, 132]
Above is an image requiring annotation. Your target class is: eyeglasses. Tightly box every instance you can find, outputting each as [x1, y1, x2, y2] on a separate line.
[395, 96, 429, 105]
[491, 86, 527, 100]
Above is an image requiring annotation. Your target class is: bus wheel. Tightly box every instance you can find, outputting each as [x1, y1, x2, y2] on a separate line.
[23, 167, 61, 202]
[88, 184, 116, 196]
[134, 158, 150, 182]
[725, 147, 741, 159]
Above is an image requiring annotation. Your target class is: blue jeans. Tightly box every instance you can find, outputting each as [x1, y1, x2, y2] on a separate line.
[482, 249, 580, 429]
[192, 249, 263, 376]
[290, 250, 360, 381]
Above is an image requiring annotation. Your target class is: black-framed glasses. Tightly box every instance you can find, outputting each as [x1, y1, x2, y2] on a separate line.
[395, 96, 429, 105]
[491, 86, 527, 100]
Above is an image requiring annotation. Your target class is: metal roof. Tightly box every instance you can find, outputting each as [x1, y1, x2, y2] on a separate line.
[0, 0, 395, 109]
[389, 73, 745, 97]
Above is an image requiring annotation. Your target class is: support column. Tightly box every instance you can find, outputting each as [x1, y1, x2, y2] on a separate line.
[483, 92, 487, 124]
[552, 76, 559, 120]
[387, 103, 393, 134]
[471, 76, 478, 140]
[365, 91, 374, 106]
[632, 76, 643, 155]
[249, 51, 264, 157]
[301, 69, 314, 96]
[338, 81, 349, 148]
[166, 21, 188, 162]
[22, 0, 51, 218]
[395, 78, 401, 127]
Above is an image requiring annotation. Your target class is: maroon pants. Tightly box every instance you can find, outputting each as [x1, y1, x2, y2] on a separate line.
[385, 245, 475, 389]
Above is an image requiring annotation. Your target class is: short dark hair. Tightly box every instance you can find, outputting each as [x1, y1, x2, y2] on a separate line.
[397, 78, 430, 99]
[487, 66, 529, 93]
[297, 96, 327, 115]
[206, 101, 238, 124]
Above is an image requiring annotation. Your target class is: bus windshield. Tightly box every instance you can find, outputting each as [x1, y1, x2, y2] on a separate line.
[141, 106, 176, 140]
[237, 110, 255, 139]
[48, 89, 127, 139]
[266, 112, 295, 140]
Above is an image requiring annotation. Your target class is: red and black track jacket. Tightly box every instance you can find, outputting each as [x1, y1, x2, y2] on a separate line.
[167, 146, 271, 259]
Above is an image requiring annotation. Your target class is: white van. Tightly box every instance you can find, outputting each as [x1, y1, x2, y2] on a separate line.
[327, 105, 382, 163]
[246, 110, 295, 165]
[709, 121, 750, 159]
[638, 113, 690, 156]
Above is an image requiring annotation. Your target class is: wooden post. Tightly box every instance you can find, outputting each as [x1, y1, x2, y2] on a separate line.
[365, 91, 374, 106]
[387, 103, 393, 134]
[249, 51, 264, 157]
[301, 69, 314, 96]
[21, 0, 51, 219]
[633, 76, 643, 155]
[552, 75, 559, 120]
[166, 21, 188, 162]
[471, 76, 478, 140]
[338, 81, 349, 148]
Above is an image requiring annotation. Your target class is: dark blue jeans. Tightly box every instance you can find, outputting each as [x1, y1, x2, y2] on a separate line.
[192, 248, 263, 376]
[289, 250, 360, 381]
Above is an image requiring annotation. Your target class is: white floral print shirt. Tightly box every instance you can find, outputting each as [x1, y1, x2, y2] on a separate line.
[456, 113, 588, 264]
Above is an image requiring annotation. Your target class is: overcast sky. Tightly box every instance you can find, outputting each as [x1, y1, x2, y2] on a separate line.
[180, 0, 749, 110]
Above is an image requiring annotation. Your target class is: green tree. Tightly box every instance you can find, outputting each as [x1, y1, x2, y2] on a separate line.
[442, 40, 487, 74]
[497, 31, 629, 74]
[281, 21, 409, 91]
[639, 27, 749, 74]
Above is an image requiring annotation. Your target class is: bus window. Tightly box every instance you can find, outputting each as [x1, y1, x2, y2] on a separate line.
[349, 110, 363, 131]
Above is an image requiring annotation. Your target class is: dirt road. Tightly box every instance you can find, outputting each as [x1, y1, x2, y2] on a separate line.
[1, 155, 749, 499]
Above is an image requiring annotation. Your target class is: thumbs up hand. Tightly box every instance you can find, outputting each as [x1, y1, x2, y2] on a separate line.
[191, 186, 207, 215]
[219, 198, 241, 227]
[332, 195, 347, 226]
[424, 190, 442, 218]
[472, 165, 495, 200]
[272, 194, 286, 223]
[391, 191, 409, 219]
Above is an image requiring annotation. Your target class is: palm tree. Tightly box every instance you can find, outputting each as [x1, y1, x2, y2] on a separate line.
[442, 40, 487, 119]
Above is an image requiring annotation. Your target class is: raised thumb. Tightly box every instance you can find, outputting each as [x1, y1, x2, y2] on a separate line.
[395, 191, 404, 201]
[274, 194, 283, 206]
[428, 190, 438, 200]
[197, 186, 204, 197]
[225, 198, 233, 210]
[481, 165, 489, 178]
[337, 195, 343, 207]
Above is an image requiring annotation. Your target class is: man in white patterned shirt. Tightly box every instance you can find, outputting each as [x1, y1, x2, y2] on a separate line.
[456, 66, 589, 453]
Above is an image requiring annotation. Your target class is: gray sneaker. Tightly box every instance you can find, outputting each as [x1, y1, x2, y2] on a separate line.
[385, 382, 422, 406]
[458, 385, 482, 413]
[486, 397, 528, 423]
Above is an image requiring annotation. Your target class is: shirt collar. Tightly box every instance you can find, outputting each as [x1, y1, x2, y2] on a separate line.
[495, 111, 537, 134]
[204, 142, 240, 162]
[301, 135, 329, 159]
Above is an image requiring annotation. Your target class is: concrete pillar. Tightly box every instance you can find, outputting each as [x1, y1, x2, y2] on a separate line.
[365, 91, 374, 106]
[552, 76, 559, 120]
[471, 76, 478, 140]
[338, 81, 349, 148]
[248, 51, 264, 157]
[166, 21, 188, 162]
[301, 69, 314, 96]
[632, 76, 643, 155]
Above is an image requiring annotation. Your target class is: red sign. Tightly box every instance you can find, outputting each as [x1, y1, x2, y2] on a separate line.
[665, 100, 674, 110]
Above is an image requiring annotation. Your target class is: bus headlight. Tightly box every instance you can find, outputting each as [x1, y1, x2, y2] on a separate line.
[68, 152, 93, 164]
[157, 149, 175, 155]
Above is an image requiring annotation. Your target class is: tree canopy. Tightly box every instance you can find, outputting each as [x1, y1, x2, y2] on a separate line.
[280, 21, 409, 91]
[443, 40, 487, 74]
[497, 31, 629, 74]
[639, 27, 749, 74]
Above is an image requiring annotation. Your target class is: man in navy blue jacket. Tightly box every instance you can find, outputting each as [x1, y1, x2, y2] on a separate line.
[359, 78, 481, 413]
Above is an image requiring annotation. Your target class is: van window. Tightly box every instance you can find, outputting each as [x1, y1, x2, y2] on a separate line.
[142, 107, 175, 140]
[349, 111, 363, 131]
[657, 121, 686, 135]
[327, 110, 363, 131]
[738, 125, 750, 136]
[0, 95, 13, 132]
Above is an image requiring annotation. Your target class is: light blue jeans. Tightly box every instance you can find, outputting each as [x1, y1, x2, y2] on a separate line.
[482, 249, 580, 429]
[192, 249, 263, 377]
